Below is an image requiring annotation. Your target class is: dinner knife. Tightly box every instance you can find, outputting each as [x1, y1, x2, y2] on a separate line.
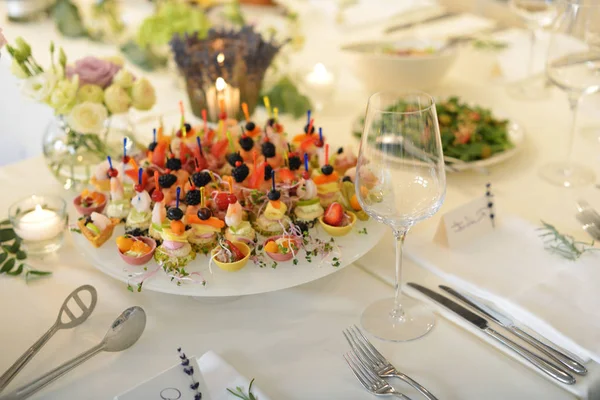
[384, 12, 458, 34]
[407, 283, 576, 385]
[439, 285, 587, 376]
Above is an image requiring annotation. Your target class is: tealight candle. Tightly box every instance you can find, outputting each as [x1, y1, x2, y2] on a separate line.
[9, 195, 67, 255]
[206, 77, 241, 122]
[301, 63, 337, 112]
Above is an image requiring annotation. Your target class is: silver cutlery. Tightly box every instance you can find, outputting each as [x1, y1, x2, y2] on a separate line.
[0, 306, 146, 400]
[576, 200, 600, 241]
[439, 285, 587, 376]
[344, 351, 413, 399]
[343, 325, 438, 400]
[0, 285, 98, 393]
[384, 12, 458, 34]
[407, 283, 576, 385]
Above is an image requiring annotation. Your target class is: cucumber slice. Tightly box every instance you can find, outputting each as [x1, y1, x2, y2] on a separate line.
[86, 223, 101, 235]
[297, 198, 320, 207]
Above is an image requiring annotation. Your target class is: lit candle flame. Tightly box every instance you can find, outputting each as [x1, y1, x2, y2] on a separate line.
[216, 77, 226, 91]
[217, 53, 225, 63]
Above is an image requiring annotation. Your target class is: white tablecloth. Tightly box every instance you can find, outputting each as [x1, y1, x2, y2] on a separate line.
[1, 0, 599, 399]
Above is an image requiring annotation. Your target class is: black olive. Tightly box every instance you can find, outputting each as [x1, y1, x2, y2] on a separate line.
[167, 207, 184, 221]
[197, 207, 212, 220]
[267, 190, 281, 201]
[321, 165, 334, 176]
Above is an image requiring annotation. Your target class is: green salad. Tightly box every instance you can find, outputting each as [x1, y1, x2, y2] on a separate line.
[353, 96, 513, 162]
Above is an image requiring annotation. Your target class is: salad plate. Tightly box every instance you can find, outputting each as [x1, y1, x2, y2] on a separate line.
[353, 96, 525, 172]
[71, 216, 384, 297]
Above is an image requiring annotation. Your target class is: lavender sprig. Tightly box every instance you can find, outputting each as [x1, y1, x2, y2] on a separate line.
[177, 348, 202, 400]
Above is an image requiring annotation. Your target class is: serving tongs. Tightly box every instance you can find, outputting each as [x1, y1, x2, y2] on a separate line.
[0, 285, 98, 393]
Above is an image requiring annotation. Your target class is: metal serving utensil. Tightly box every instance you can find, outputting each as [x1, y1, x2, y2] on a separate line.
[0, 285, 98, 393]
[0, 306, 146, 400]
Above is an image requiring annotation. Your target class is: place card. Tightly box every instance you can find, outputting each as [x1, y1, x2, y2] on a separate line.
[434, 193, 496, 248]
[115, 356, 210, 400]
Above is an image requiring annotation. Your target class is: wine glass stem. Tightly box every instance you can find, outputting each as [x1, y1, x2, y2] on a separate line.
[392, 228, 408, 320]
[566, 95, 581, 165]
[528, 28, 538, 78]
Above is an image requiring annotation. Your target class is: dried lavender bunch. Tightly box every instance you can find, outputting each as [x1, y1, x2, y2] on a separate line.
[170, 26, 288, 119]
[177, 348, 202, 400]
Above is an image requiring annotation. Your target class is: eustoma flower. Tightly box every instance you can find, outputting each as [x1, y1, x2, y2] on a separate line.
[21, 70, 58, 102]
[48, 75, 79, 114]
[66, 56, 121, 88]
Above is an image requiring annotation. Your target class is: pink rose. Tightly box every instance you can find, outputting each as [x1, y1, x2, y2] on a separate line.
[0, 28, 7, 50]
[66, 56, 121, 88]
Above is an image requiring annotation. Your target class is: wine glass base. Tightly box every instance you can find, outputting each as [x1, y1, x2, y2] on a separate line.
[506, 81, 550, 101]
[361, 296, 435, 342]
[539, 162, 596, 188]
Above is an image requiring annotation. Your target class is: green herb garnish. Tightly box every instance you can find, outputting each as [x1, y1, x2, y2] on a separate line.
[227, 378, 258, 400]
[538, 220, 598, 261]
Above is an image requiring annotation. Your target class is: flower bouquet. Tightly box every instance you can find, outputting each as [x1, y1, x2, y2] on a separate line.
[5, 37, 157, 190]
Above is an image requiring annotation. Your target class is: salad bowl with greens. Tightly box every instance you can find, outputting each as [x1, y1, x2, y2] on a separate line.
[353, 96, 525, 172]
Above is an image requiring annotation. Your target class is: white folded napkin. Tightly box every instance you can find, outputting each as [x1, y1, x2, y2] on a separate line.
[407, 13, 496, 41]
[198, 351, 271, 400]
[405, 215, 600, 364]
[115, 351, 270, 400]
[340, 0, 439, 29]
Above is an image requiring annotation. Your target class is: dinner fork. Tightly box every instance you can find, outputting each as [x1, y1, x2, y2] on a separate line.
[343, 326, 438, 400]
[344, 352, 413, 399]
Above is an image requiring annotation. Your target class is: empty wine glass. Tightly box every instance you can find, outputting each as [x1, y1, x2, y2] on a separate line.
[541, 0, 600, 187]
[507, 0, 558, 100]
[355, 92, 446, 342]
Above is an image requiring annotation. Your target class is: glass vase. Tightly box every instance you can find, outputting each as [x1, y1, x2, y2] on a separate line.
[42, 114, 138, 191]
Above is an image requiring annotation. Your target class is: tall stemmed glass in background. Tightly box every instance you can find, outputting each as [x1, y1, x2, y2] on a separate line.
[541, 0, 600, 187]
[355, 92, 446, 342]
[507, 0, 558, 100]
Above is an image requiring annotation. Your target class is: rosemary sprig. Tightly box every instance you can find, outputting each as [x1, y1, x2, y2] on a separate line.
[537, 220, 598, 261]
[227, 378, 258, 400]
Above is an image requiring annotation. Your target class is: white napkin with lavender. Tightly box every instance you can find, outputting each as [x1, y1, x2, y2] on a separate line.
[405, 215, 600, 364]
[115, 351, 270, 400]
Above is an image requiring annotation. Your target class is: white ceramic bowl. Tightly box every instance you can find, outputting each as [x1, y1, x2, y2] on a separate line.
[342, 38, 459, 92]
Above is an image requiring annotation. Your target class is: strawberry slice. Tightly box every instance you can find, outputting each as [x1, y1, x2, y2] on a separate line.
[225, 239, 245, 261]
[215, 193, 231, 211]
[323, 202, 344, 227]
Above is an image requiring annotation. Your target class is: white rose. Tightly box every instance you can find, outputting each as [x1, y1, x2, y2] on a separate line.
[68, 102, 109, 134]
[21, 70, 58, 102]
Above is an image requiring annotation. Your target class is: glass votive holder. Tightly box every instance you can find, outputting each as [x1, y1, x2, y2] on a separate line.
[298, 62, 338, 112]
[8, 195, 67, 256]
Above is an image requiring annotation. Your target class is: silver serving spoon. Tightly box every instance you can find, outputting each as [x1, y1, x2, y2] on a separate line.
[0, 306, 146, 400]
[0, 285, 98, 393]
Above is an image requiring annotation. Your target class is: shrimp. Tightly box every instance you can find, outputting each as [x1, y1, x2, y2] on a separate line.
[225, 201, 243, 227]
[110, 177, 124, 201]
